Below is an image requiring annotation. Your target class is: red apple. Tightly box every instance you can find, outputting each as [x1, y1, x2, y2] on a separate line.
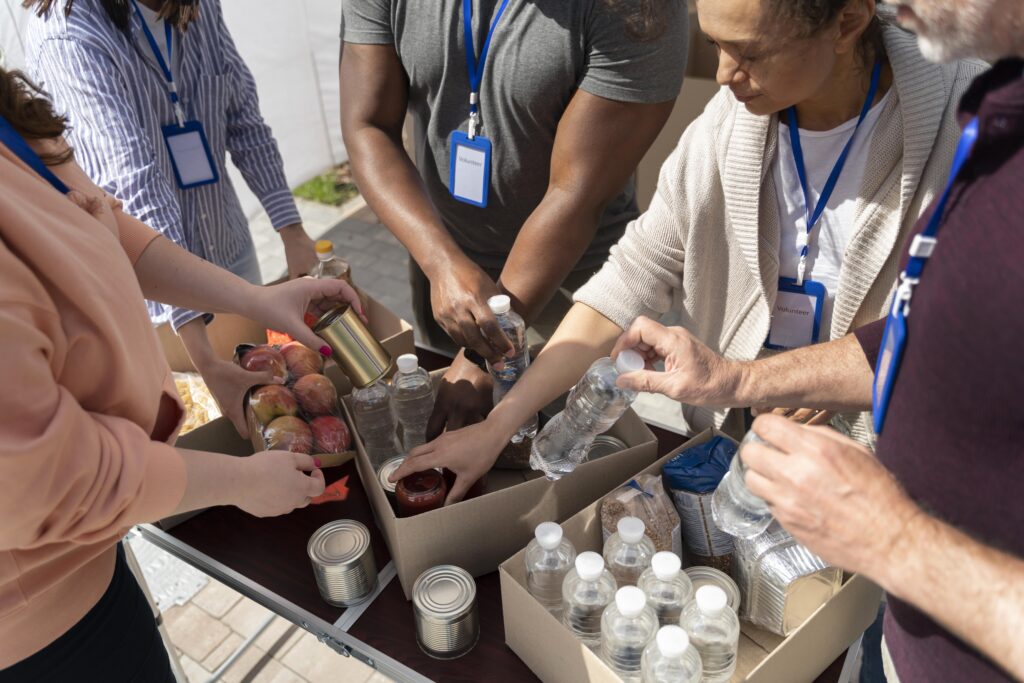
[293, 374, 338, 416]
[248, 384, 298, 426]
[264, 416, 313, 454]
[280, 341, 323, 378]
[310, 415, 351, 453]
[240, 345, 288, 383]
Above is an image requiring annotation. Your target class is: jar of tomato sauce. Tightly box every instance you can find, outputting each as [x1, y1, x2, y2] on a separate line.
[395, 470, 448, 517]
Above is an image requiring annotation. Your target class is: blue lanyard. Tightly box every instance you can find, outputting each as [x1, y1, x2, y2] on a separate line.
[461, 0, 511, 139]
[131, 0, 185, 126]
[786, 61, 882, 285]
[0, 113, 70, 194]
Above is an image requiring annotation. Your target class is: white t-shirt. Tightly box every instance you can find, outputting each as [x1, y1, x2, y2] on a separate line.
[773, 88, 893, 340]
[136, 4, 178, 71]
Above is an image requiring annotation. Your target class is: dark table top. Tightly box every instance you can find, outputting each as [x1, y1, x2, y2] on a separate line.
[162, 347, 847, 682]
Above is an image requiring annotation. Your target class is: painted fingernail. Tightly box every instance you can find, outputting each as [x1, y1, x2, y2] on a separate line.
[314, 457, 322, 468]
[319, 345, 332, 357]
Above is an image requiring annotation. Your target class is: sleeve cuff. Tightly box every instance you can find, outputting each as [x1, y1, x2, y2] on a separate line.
[171, 309, 212, 333]
[132, 440, 188, 523]
[343, 29, 394, 44]
[262, 189, 302, 230]
[854, 318, 886, 368]
[579, 78, 682, 105]
[572, 264, 660, 331]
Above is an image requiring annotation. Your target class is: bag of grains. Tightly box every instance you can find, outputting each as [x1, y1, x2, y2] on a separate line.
[600, 474, 682, 556]
[662, 435, 736, 573]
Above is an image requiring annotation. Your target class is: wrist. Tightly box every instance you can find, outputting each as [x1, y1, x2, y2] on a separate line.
[727, 359, 754, 406]
[420, 245, 471, 282]
[277, 223, 307, 241]
[871, 500, 929, 597]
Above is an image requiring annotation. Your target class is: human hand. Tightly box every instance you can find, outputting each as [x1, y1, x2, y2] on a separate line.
[279, 224, 319, 279]
[428, 259, 513, 364]
[196, 358, 283, 439]
[426, 352, 494, 440]
[753, 406, 836, 426]
[246, 277, 365, 355]
[611, 316, 744, 407]
[741, 414, 921, 577]
[235, 450, 326, 517]
[390, 420, 505, 504]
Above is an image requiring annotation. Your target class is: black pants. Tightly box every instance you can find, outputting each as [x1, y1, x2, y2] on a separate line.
[0, 544, 175, 683]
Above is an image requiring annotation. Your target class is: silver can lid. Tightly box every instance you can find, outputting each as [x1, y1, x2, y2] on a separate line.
[587, 435, 628, 461]
[684, 565, 741, 613]
[413, 565, 476, 621]
[308, 520, 371, 568]
[377, 456, 406, 494]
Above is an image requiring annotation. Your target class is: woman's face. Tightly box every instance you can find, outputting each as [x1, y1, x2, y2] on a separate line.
[696, 0, 843, 116]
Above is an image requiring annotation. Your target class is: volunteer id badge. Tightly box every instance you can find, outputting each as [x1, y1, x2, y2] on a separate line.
[765, 278, 826, 350]
[872, 301, 907, 434]
[162, 120, 218, 190]
[449, 130, 491, 207]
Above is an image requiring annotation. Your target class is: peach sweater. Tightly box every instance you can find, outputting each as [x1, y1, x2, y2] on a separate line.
[0, 141, 187, 667]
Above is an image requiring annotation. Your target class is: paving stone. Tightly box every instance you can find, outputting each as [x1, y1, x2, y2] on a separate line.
[219, 645, 289, 683]
[202, 632, 244, 672]
[223, 596, 275, 639]
[274, 627, 307, 659]
[179, 654, 211, 683]
[192, 579, 243, 619]
[281, 632, 374, 683]
[165, 603, 232, 664]
[254, 616, 297, 653]
[366, 673, 396, 683]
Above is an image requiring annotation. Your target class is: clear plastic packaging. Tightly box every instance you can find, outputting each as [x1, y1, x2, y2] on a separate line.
[637, 552, 694, 627]
[600, 586, 659, 682]
[486, 295, 538, 446]
[561, 551, 617, 651]
[680, 586, 740, 683]
[601, 475, 682, 556]
[711, 430, 774, 539]
[640, 625, 703, 683]
[352, 380, 402, 470]
[732, 521, 842, 635]
[530, 351, 644, 480]
[603, 517, 656, 587]
[525, 522, 577, 618]
[391, 353, 434, 451]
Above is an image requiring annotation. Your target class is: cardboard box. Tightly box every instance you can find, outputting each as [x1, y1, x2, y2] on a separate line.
[499, 429, 883, 683]
[345, 382, 661, 599]
[157, 294, 413, 374]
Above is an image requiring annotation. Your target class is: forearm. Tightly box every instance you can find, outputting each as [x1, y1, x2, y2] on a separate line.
[133, 236, 258, 319]
[500, 188, 602, 326]
[177, 318, 220, 371]
[172, 448, 248, 515]
[879, 511, 1024, 679]
[488, 303, 622, 439]
[736, 334, 874, 412]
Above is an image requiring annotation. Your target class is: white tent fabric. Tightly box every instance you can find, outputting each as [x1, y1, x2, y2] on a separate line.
[0, 0, 348, 218]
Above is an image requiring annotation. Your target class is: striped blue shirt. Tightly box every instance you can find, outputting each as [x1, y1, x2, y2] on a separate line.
[24, 0, 301, 330]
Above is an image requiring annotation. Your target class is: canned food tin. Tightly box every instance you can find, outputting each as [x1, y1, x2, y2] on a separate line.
[684, 565, 741, 613]
[412, 565, 479, 660]
[308, 520, 378, 607]
[586, 435, 628, 462]
[313, 305, 392, 388]
[377, 456, 406, 502]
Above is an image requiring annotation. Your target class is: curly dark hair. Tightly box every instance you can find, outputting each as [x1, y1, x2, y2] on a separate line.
[604, 0, 679, 42]
[0, 67, 72, 165]
[767, 0, 885, 64]
[23, 0, 200, 32]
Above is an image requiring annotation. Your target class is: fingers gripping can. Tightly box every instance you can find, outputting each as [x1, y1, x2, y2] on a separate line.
[313, 305, 392, 388]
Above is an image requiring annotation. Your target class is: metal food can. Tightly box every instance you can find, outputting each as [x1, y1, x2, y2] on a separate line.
[313, 305, 392, 388]
[684, 565, 741, 613]
[377, 456, 406, 504]
[412, 565, 479, 660]
[586, 434, 628, 462]
[307, 520, 378, 607]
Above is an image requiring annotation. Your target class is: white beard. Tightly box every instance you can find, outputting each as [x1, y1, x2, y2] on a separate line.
[891, 0, 999, 63]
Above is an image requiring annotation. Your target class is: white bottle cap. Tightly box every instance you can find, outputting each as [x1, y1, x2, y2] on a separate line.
[534, 522, 563, 551]
[487, 294, 511, 315]
[615, 349, 645, 375]
[575, 551, 605, 581]
[656, 625, 690, 658]
[617, 516, 646, 544]
[651, 552, 681, 581]
[615, 586, 647, 617]
[396, 353, 419, 374]
[696, 585, 728, 616]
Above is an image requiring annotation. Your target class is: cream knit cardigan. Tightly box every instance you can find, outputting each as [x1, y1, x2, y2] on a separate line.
[574, 26, 986, 442]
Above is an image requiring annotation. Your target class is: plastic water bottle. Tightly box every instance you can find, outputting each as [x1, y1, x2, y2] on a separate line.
[485, 295, 538, 443]
[561, 551, 617, 651]
[711, 430, 774, 538]
[525, 522, 577, 618]
[604, 517, 656, 587]
[351, 381, 401, 470]
[600, 586, 659, 682]
[637, 552, 694, 627]
[641, 626, 703, 683]
[680, 586, 739, 683]
[391, 353, 434, 451]
[314, 239, 352, 284]
[529, 350, 645, 480]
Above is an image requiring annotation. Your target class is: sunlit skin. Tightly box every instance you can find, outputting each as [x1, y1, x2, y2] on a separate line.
[697, 0, 894, 131]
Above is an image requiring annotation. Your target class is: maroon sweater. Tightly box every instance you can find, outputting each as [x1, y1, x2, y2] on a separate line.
[855, 59, 1024, 682]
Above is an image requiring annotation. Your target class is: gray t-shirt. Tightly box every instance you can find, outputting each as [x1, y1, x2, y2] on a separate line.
[343, 0, 688, 271]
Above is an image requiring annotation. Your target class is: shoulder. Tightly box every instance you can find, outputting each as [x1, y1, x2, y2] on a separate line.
[26, 0, 126, 56]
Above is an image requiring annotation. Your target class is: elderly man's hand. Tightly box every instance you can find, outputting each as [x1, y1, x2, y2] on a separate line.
[742, 414, 922, 577]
